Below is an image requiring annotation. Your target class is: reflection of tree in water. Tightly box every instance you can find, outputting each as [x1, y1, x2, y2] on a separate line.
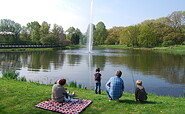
[67, 54, 82, 65]
[0, 52, 21, 73]
[27, 51, 65, 71]
[107, 50, 185, 84]
[0, 51, 66, 73]
[92, 55, 106, 70]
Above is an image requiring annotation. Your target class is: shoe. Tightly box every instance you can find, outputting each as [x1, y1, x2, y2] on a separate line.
[108, 99, 112, 101]
[72, 92, 75, 96]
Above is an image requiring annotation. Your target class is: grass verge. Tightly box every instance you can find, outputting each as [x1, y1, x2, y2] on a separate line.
[0, 78, 185, 114]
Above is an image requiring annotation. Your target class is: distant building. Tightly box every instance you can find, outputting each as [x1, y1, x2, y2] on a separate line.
[0, 31, 15, 35]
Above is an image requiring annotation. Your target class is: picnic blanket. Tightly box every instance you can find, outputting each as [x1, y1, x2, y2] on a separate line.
[35, 98, 92, 114]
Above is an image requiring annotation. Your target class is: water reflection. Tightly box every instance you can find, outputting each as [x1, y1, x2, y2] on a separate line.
[0, 48, 184, 97]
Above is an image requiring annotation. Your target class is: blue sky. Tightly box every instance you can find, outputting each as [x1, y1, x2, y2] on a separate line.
[0, 0, 185, 33]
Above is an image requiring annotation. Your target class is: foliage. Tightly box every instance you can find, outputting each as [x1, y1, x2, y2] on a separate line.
[0, 11, 185, 48]
[93, 21, 107, 45]
[183, 41, 185, 45]
[18, 77, 27, 82]
[52, 24, 66, 45]
[40, 33, 58, 45]
[27, 21, 41, 44]
[66, 27, 81, 45]
[2, 71, 19, 79]
[138, 24, 157, 47]
[162, 40, 175, 47]
[105, 27, 123, 45]
[69, 81, 77, 88]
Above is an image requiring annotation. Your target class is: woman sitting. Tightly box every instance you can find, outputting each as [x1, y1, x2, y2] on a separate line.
[51, 79, 75, 103]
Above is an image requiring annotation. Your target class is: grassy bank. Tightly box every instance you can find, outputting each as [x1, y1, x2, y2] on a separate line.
[98, 45, 185, 55]
[0, 78, 185, 114]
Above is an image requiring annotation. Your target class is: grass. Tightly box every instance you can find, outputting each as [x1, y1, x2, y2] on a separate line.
[0, 78, 185, 114]
[98, 45, 185, 55]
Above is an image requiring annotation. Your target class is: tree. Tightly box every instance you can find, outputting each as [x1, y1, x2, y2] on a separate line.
[40, 33, 57, 45]
[93, 21, 107, 45]
[66, 27, 81, 45]
[0, 19, 21, 43]
[40, 21, 50, 37]
[166, 11, 185, 29]
[27, 21, 41, 44]
[52, 24, 66, 45]
[138, 24, 157, 47]
[125, 25, 139, 47]
[19, 26, 30, 44]
[105, 27, 123, 45]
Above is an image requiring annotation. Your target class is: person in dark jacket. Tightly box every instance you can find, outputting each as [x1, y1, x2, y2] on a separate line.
[94, 68, 102, 94]
[135, 80, 147, 102]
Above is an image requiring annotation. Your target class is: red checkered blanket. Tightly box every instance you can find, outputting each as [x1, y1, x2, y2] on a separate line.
[35, 98, 92, 114]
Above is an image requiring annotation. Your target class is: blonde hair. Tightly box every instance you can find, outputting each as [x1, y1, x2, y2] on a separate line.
[136, 80, 142, 85]
[115, 70, 122, 77]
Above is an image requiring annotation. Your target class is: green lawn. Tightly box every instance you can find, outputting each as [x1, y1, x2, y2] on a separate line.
[0, 78, 185, 114]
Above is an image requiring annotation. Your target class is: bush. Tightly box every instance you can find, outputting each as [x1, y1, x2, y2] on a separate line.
[162, 40, 175, 47]
[182, 41, 185, 45]
[18, 77, 27, 82]
[69, 81, 77, 88]
[2, 71, 19, 79]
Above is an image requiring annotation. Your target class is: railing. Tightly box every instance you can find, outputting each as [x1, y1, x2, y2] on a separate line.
[0, 44, 64, 49]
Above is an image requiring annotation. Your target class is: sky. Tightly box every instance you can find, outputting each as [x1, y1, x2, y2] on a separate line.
[0, 0, 185, 33]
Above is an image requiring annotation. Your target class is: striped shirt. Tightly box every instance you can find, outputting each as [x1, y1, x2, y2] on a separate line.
[106, 76, 124, 99]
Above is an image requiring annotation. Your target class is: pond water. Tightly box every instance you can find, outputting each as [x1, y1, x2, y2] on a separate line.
[0, 47, 185, 97]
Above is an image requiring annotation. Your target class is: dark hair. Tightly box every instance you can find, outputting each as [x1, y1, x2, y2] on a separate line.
[115, 70, 122, 77]
[96, 68, 100, 72]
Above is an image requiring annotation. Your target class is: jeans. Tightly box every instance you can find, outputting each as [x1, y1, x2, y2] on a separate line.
[95, 81, 101, 94]
[106, 87, 112, 99]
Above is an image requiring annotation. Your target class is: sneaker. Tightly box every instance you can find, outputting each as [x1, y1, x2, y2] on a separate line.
[108, 99, 112, 101]
[72, 92, 75, 96]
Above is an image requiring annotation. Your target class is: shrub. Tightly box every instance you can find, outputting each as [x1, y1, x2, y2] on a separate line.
[182, 41, 185, 45]
[18, 77, 27, 82]
[162, 40, 175, 47]
[2, 71, 19, 79]
[69, 81, 77, 88]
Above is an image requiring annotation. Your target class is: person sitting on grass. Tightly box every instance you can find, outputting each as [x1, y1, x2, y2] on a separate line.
[51, 78, 75, 103]
[105, 70, 124, 101]
[135, 80, 147, 102]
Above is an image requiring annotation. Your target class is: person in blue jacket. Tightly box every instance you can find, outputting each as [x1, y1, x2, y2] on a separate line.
[106, 70, 124, 101]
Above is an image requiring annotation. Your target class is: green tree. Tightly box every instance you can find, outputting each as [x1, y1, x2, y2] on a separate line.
[125, 25, 139, 47]
[0, 19, 21, 43]
[138, 24, 157, 47]
[40, 21, 50, 37]
[52, 24, 66, 45]
[66, 27, 81, 45]
[27, 21, 41, 44]
[40, 33, 57, 45]
[19, 26, 30, 44]
[94, 21, 107, 45]
[105, 27, 123, 45]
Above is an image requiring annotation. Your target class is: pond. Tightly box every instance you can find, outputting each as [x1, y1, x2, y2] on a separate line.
[0, 47, 185, 97]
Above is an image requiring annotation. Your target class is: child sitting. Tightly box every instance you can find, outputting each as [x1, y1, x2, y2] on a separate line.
[135, 80, 147, 102]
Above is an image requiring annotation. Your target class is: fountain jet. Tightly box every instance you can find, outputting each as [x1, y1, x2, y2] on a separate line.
[87, 0, 94, 53]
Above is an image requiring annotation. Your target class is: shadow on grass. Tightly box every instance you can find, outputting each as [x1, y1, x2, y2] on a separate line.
[118, 99, 159, 104]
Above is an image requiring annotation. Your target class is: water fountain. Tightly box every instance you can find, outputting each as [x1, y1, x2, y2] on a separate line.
[87, 0, 94, 53]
